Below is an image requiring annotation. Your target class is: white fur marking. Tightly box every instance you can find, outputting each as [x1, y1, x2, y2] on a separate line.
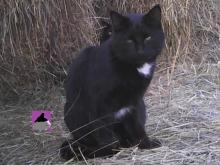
[137, 63, 153, 76]
[47, 121, 51, 126]
[114, 107, 130, 119]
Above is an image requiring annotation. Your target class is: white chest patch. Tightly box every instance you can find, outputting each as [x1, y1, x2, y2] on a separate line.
[137, 63, 153, 77]
[114, 107, 131, 119]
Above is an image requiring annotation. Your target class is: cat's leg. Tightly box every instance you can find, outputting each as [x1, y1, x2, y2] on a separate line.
[113, 123, 133, 147]
[114, 105, 161, 149]
[60, 139, 86, 160]
[60, 123, 120, 160]
[60, 137, 120, 160]
[136, 100, 161, 149]
[85, 121, 120, 158]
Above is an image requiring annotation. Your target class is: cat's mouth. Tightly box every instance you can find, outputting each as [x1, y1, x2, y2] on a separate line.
[113, 56, 156, 69]
[126, 55, 157, 66]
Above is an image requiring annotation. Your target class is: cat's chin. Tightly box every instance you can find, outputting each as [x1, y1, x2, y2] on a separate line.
[113, 56, 155, 68]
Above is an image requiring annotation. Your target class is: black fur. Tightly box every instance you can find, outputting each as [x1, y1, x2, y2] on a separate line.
[60, 4, 164, 160]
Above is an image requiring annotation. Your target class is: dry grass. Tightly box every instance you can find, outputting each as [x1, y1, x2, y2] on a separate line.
[0, 0, 99, 93]
[0, 63, 219, 164]
[0, 0, 219, 94]
[0, 0, 220, 164]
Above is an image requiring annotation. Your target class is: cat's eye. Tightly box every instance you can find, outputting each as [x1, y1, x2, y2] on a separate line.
[144, 36, 151, 42]
[126, 39, 133, 44]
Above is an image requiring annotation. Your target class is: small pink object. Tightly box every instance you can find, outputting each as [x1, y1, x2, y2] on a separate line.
[31, 110, 52, 133]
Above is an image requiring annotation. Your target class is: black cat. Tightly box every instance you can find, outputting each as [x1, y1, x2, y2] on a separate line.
[60, 4, 165, 160]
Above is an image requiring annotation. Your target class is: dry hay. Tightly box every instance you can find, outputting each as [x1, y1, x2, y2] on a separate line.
[0, 0, 220, 164]
[0, 0, 99, 94]
[0, 0, 219, 94]
[0, 63, 219, 164]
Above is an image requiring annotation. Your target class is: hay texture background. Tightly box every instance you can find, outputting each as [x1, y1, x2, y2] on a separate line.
[1, 0, 219, 93]
[0, 0, 219, 164]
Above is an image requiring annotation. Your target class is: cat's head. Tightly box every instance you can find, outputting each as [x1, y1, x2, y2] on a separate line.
[110, 5, 164, 66]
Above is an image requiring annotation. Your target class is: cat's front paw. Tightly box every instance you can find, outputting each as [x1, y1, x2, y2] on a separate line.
[138, 138, 161, 149]
[60, 141, 74, 160]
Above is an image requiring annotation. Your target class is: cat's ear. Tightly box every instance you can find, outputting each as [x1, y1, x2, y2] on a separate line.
[110, 11, 130, 32]
[142, 4, 162, 28]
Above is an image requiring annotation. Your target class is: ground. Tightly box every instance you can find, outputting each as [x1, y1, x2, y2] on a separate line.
[0, 63, 219, 164]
